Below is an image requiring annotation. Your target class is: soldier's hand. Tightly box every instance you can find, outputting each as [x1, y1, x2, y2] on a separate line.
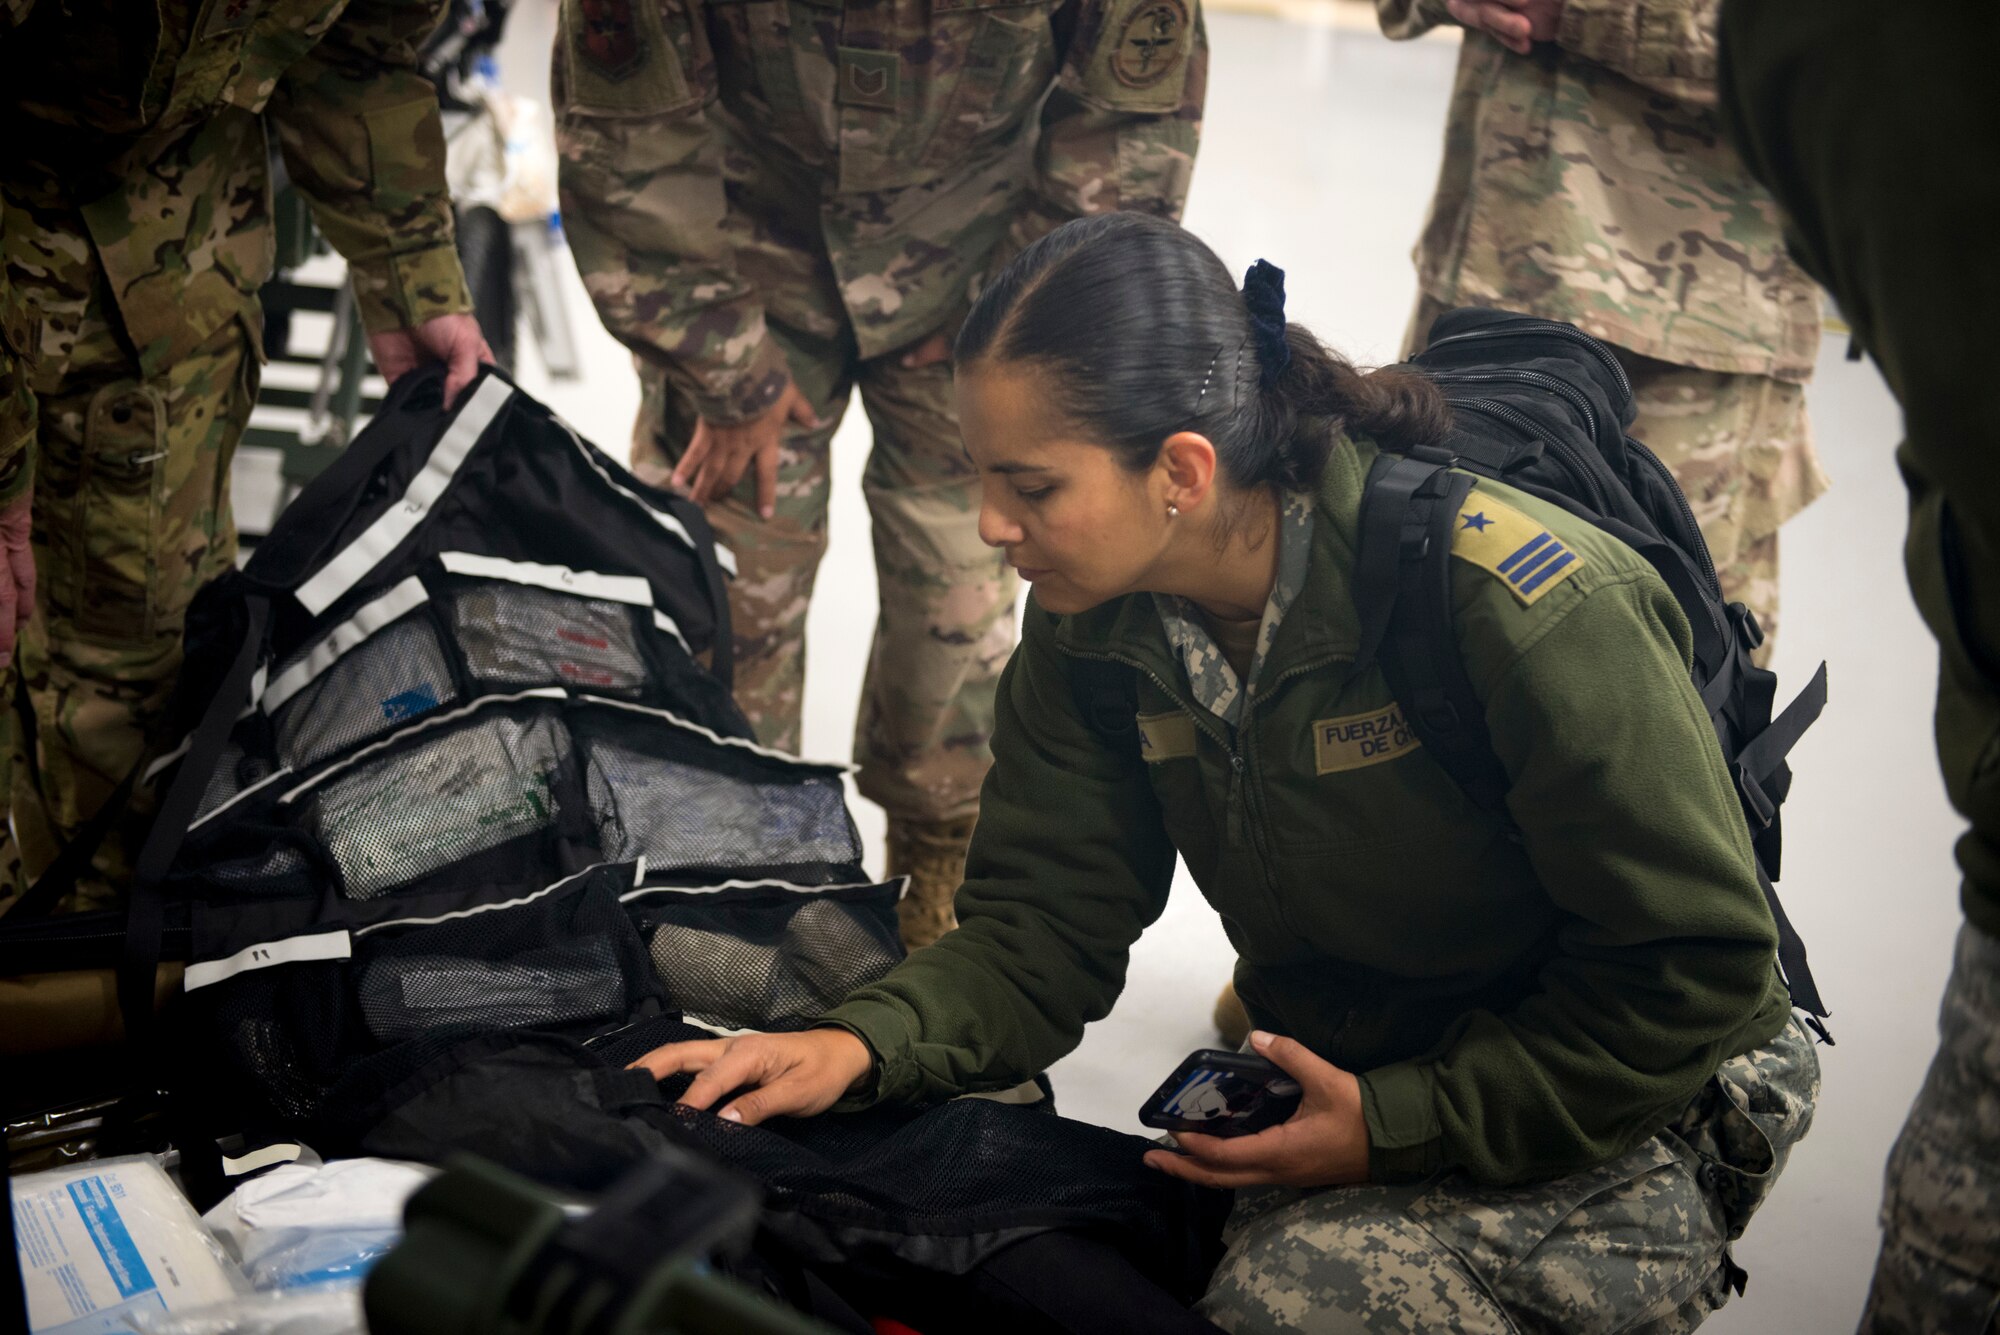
[675, 382, 823, 520]
[628, 1027, 875, 1126]
[0, 488, 32, 670]
[365, 313, 496, 408]
[1446, 0, 1561, 54]
[1142, 1030, 1371, 1189]
[900, 333, 953, 371]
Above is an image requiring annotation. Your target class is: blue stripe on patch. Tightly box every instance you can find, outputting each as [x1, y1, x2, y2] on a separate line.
[1518, 551, 1577, 594]
[1509, 541, 1567, 585]
[1498, 534, 1553, 574]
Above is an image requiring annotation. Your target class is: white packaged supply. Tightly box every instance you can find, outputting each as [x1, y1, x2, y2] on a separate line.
[11, 1155, 245, 1334]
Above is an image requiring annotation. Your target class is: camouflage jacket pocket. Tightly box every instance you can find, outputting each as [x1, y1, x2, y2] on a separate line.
[559, 0, 715, 119]
[833, 0, 1057, 195]
[1668, 1013, 1821, 1240]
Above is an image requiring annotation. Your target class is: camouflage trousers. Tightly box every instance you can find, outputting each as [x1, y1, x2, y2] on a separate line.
[1861, 924, 2000, 1333]
[1199, 1015, 1821, 1334]
[633, 322, 1016, 823]
[1407, 297, 1827, 663]
[0, 189, 250, 912]
[1613, 351, 1826, 663]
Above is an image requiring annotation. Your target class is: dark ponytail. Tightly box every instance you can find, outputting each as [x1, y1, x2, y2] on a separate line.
[955, 213, 1449, 493]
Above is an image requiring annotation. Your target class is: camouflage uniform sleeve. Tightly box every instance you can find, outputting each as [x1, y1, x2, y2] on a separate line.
[977, 0, 1207, 304]
[1554, 0, 1721, 105]
[553, 0, 788, 426]
[0, 262, 35, 503]
[265, 0, 472, 335]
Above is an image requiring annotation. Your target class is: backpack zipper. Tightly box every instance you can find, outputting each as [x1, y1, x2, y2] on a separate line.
[1627, 437, 1722, 593]
[1432, 367, 1601, 441]
[1425, 318, 1636, 402]
[1451, 398, 1610, 512]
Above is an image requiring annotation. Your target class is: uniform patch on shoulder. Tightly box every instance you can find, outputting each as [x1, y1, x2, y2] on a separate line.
[1137, 711, 1197, 763]
[1451, 493, 1584, 606]
[1111, 0, 1190, 88]
[1313, 705, 1421, 774]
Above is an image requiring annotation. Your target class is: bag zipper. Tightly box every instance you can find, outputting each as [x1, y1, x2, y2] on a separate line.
[1425, 318, 1635, 402]
[1451, 398, 1610, 512]
[1627, 437, 1722, 593]
[1431, 367, 1601, 441]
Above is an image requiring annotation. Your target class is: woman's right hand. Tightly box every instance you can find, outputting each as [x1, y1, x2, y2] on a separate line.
[628, 1027, 875, 1126]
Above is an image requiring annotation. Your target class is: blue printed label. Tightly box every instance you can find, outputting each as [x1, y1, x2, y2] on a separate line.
[380, 685, 440, 723]
[64, 1178, 155, 1301]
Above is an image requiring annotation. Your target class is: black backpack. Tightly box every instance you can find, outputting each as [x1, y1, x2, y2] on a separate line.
[1077, 308, 1830, 1039]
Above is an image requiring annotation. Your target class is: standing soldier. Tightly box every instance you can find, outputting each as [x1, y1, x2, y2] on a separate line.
[1381, 0, 1826, 658]
[555, 0, 1206, 947]
[0, 0, 487, 912]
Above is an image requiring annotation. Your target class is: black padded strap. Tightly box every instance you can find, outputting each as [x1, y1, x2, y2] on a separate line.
[118, 595, 271, 1053]
[1387, 471, 1515, 817]
[1354, 453, 1442, 670]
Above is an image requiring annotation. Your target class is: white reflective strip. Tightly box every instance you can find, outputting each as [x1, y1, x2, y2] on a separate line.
[295, 377, 515, 615]
[146, 734, 192, 783]
[715, 543, 737, 578]
[438, 551, 654, 606]
[574, 694, 853, 772]
[553, 416, 707, 557]
[633, 857, 647, 886]
[274, 687, 566, 806]
[262, 577, 432, 714]
[221, 1143, 305, 1176]
[619, 876, 899, 905]
[184, 931, 352, 992]
[353, 860, 623, 938]
[677, 1016, 765, 1039]
[650, 609, 690, 655]
[188, 764, 297, 833]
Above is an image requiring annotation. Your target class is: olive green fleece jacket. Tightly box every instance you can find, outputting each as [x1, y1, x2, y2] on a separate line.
[821, 437, 1790, 1186]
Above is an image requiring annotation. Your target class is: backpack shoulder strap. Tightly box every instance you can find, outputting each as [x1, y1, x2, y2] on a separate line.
[1357, 454, 1513, 817]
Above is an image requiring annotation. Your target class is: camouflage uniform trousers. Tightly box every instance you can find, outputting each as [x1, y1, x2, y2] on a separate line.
[633, 321, 1017, 823]
[1408, 297, 1827, 664]
[1199, 1015, 1821, 1334]
[0, 189, 250, 912]
[1861, 924, 2000, 1333]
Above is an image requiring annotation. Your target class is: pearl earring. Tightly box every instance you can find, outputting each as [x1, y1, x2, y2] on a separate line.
[1167, 503, 1180, 519]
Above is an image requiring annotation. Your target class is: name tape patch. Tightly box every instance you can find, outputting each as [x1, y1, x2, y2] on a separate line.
[1452, 493, 1585, 606]
[1137, 711, 1198, 763]
[1314, 704, 1421, 774]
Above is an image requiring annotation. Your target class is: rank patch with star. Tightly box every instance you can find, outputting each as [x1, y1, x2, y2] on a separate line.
[1450, 492, 1585, 606]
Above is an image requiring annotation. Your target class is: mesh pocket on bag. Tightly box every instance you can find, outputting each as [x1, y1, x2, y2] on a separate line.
[354, 875, 656, 1045]
[309, 713, 567, 899]
[271, 616, 458, 771]
[634, 882, 903, 1031]
[586, 737, 858, 874]
[450, 583, 648, 693]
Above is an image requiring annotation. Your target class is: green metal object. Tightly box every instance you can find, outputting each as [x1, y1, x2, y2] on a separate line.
[364, 1156, 838, 1335]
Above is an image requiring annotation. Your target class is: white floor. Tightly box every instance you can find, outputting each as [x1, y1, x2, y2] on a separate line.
[472, 9, 1961, 1330]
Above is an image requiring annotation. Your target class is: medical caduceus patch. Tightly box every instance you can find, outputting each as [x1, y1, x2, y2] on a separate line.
[1111, 0, 1190, 88]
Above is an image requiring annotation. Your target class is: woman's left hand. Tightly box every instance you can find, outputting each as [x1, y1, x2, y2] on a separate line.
[1142, 1031, 1372, 1189]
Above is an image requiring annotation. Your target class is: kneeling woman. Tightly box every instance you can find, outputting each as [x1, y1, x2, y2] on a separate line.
[633, 214, 1820, 1333]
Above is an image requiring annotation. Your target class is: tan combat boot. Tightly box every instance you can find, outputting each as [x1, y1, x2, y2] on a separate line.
[886, 814, 978, 951]
[1214, 979, 1253, 1049]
